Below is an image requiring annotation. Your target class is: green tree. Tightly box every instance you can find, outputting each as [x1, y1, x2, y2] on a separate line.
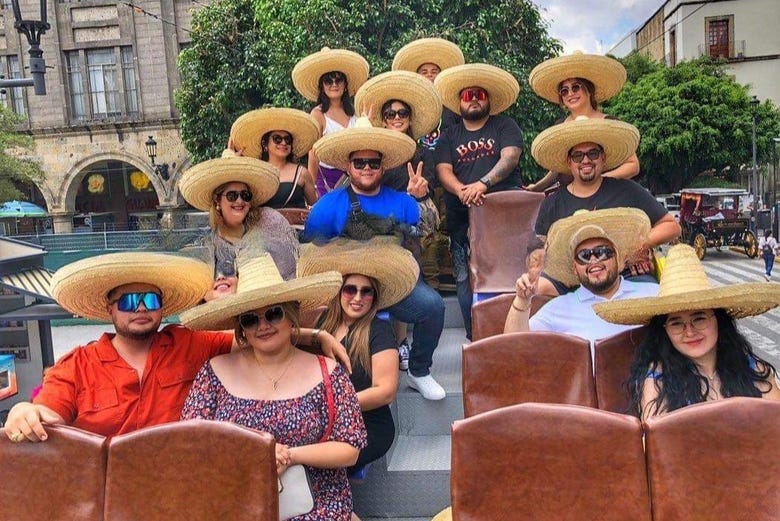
[604, 55, 780, 193]
[176, 0, 562, 178]
[0, 107, 44, 202]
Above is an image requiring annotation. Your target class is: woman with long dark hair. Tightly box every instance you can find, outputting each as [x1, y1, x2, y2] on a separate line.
[594, 244, 780, 419]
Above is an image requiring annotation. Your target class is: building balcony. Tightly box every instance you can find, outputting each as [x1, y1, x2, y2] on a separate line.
[697, 40, 746, 60]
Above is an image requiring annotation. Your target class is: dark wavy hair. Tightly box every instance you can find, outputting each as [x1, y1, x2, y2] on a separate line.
[627, 308, 776, 418]
[316, 71, 355, 115]
[557, 77, 597, 110]
[381, 99, 414, 138]
[260, 131, 295, 163]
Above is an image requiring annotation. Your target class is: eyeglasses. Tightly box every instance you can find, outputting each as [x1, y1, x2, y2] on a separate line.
[238, 306, 286, 330]
[664, 313, 714, 336]
[111, 292, 163, 312]
[460, 88, 488, 103]
[351, 157, 382, 170]
[322, 75, 345, 86]
[558, 82, 585, 98]
[271, 134, 293, 145]
[383, 108, 411, 120]
[220, 190, 253, 203]
[574, 246, 616, 265]
[341, 284, 376, 299]
[569, 148, 603, 163]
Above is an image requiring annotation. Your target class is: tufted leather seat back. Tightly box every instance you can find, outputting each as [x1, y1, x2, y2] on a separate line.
[593, 326, 648, 413]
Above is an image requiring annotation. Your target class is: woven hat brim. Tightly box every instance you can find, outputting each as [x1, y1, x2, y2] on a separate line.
[434, 64, 520, 115]
[593, 284, 780, 326]
[529, 53, 627, 104]
[297, 239, 420, 309]
[312, 126, 417, 171]
[531, 119, 639, 174]
[544, 208, 650, 287]
[51, 253, 211, 322]
[292, 49, 370, 102]
[354, 71, 443, 140]
[230, 108, 321, 159]
[179, 157, 280, 211]
[179, 271, 344, 331]
[391, 38, 465, 73]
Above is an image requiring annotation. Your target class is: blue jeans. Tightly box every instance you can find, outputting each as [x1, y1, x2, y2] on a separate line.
[387, 277, 445, 377]
[764, 252, 775, 276]
[449, 231, 472, 340]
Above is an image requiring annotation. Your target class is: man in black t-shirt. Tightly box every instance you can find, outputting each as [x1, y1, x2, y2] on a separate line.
[433, 63, 522, 338]
[530, 117, 681, 296]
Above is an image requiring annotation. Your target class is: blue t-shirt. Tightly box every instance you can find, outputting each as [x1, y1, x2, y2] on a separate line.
[302, 185, 420, 242]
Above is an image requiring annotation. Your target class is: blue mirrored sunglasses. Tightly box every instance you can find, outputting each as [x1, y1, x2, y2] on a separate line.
[112, 292, 163, 312]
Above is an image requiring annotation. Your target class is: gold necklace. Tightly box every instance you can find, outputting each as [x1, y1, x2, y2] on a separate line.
[249, 349, 296, 390]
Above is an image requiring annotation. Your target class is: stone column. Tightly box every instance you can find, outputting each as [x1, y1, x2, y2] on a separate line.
[50, 212, 73, 234]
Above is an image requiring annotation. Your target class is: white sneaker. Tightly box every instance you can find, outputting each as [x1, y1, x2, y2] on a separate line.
[407, 373, 446, 401]
[765, 274, 771, 282]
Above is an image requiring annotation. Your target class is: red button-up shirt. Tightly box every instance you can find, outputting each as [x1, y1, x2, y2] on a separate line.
[35, 324, 232, 437]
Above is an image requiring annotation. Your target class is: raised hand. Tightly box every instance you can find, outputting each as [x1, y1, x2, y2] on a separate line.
[406, 161, 429, 200]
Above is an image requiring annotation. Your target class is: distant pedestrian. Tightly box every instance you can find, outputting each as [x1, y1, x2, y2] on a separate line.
[759, 230, 779, 281]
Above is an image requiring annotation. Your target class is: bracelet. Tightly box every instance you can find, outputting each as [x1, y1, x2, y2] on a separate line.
[311, 328, 321, 346]
[511, 298, 531, 312]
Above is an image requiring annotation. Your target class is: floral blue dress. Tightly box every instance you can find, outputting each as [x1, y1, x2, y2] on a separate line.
[181, 356, 367, 520]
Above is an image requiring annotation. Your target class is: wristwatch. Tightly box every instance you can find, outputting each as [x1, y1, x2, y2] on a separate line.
[479, 176, 492, 188]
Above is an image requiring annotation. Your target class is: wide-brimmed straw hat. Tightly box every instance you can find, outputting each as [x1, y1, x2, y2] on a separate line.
[545, 208, 650, 288]
[433, 63, 520, 115]
[298, 238, 419, 309]
[391, 37, 465, 73]
[51, 252, 211, 322]
[292, 47, 370, 102]
[229, 108, 320, 160]
[531, 116, 639, 174]
[312, 116, 417, 171]
[593, 244, 780, 325]
[354, 71, 443, 140]
[180, 252, 342, 331]
[178, 153, 280, 212]
[529, 51, 627, 105]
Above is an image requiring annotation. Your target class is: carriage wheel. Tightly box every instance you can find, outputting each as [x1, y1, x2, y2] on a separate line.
[744, 230, 758, 258]
[693, 233, 707, 260]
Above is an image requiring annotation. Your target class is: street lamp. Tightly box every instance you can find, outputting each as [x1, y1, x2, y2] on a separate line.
[773, 136, 780, 208]
[144, 135, 170, 181]
[5, 0, 50, 95]
[750, 95, 760, 231]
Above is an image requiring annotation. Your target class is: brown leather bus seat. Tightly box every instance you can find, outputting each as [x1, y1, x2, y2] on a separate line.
[471, 293, 553, 342]
[0, 425, 107, 521]
[593, 326, 648, 413]
[105, 419, 278, 521]
[644, 398, 780, 521]
[451, 403, 651, 520]
[461, 332, 596, 417]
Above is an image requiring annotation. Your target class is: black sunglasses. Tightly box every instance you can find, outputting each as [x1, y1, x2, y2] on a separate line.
[383, 108, 411, 120]
[271, 134, 293, 145]
[558, 82, 585, 97]
[569, 148, 603, 163]
[351, 158, 382, 170]
[238, 306, 286, 330]
[221, 190, 253, 203]
[574, 246, 616, 265]
[111, 292, 163, 312]
[322, 73, 346, 86]
[341, 284, 376, 299]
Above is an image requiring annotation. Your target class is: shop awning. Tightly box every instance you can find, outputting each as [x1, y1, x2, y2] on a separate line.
[1, 267, 55, 302]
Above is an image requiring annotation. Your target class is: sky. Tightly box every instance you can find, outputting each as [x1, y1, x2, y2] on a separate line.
[534, 0, 662, 55]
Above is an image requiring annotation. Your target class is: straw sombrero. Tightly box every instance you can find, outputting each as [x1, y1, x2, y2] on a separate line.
[593, 244, 780, 325]
[178, 153, 280, 212]
[312, 116, 416, 171]
[531, 116, 639, 174]
[298, 238, 419, 309]
[51, 252, 211, 322]
[180, 252, 342, 331]
[354, 71, 443, 140]
[391, 37, 465, 73]
[545, 208, 650, 288]
[433, 63, 520, 115]
[529, 51, 627, 105]
[292, 47, 370, 102]
[229, 108, 320, 160]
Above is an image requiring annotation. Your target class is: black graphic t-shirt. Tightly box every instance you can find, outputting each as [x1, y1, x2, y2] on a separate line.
[419, 107, 461, 151]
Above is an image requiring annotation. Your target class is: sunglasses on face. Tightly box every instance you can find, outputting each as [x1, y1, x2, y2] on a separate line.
[322, 75, 345, 87]
[112, 292, 163, 312]
[460, 88, 488, 103]
[341, 284, 376, 299]
[574, 246, 616, 265]
[351, 157, 382, 170]
[569, 148, 603, 163]
[664, 313, 714, 336]
[383, 108, 411, 120]
[221, 190, 253, 203]
[558, 82, 585, 98]
[238, 306, 286, 330]
[271, 134, 293, 145]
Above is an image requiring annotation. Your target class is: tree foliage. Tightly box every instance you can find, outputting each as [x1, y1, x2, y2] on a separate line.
[604, 55, 780, 193]
[0, 107, 44, 202]
[176, 0, 562, 178]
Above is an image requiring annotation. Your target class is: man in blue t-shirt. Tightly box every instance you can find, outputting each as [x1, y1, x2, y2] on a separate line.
[303, 118, 447, 401]
[433, 63, 523, 339]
